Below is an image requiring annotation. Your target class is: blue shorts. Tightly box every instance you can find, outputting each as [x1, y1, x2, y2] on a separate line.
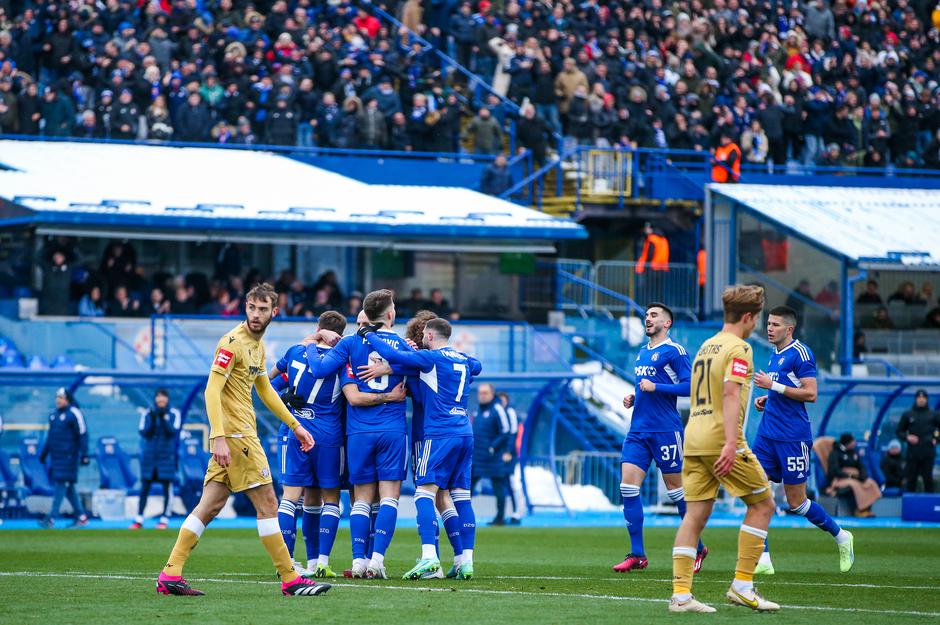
[752, 435, 811, 485]
[347, 431, 408, 485]
[415, 436, 473, 490]
[280, 434, 344, 489]
[621, 430, 685, 474]
[412, 439, 424, 481]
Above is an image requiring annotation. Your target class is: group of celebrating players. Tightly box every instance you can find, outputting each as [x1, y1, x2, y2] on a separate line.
[617, 285, 855, 613]
[152, 279, 856, 612]
[156, 284, 480, 597]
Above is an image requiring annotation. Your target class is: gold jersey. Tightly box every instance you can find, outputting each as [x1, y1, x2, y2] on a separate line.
[684, 331, 753, 456]
[208, 322, 267, 439]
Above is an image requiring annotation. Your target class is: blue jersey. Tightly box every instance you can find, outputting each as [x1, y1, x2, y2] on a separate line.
[630, 339, 691, 433]
[305, 331, 409, 436]
[758, 339, 816, 442]
[277, 344, 345, 447]
[365, 335, 482, 439]
[408, 376, 426, 442]
[272, 372, 291, 439]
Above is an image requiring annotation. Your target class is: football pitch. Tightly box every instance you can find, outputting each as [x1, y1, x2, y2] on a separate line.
[1, 526, 937, 624]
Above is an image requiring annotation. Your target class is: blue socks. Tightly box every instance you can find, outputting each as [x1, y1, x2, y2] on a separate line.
[350, 501, 371, 561]
[452, 489, 475, 551]
[414, 489, 438, 550]
[302, 505, 321, 563]
[367, 503, 380, 556]
[792, 498, 841, 537]
[371, 497, 399, 558]
[277, 499, 300, 557]
[620, 483, 645, 556]
[441, 507, 463, 559]
[667, 487, 705, 553]
[319, 503, 341, 563]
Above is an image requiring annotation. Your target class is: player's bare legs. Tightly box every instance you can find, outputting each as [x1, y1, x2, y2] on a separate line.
[156, 481, 231, 595]
[660, 471, 708, 572]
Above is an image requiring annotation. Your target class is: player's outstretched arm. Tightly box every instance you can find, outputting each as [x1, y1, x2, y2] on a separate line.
[304, 335, 352, 378]
[342, 382, 407, 406]
[468, 356, 483, 377]
[363, 332, 432, 369]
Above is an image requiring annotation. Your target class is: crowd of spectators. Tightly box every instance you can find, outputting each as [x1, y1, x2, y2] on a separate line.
[36, 236, 460, 319]
[856, 279, 940, 329]
[1, 0, 939, 169]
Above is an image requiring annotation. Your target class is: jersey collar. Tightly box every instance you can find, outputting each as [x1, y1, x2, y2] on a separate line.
[774, 339, 799, 355]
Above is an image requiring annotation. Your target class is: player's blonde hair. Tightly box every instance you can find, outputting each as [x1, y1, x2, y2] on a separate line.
[722, 284, 765, 323]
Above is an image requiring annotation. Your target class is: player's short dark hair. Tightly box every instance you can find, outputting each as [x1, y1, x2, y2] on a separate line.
[406, 310, 438, 345]
[155, 388, 169, 399]
[768, 305, 798, 327]
[425, 317, 452, 340]
[646, 302, 673, 322]
[246, 282, 278, 307]
[363, 288, 394, 322]
[317, 310, 347, 335]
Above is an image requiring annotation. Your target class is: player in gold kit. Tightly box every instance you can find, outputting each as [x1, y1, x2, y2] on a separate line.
[668, 285, 779, 613]
[156, 283, 336, 597]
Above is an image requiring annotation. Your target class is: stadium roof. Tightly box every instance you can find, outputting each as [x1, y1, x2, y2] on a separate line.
[0, 140, 585, 251]
[710, 183, 940, 267]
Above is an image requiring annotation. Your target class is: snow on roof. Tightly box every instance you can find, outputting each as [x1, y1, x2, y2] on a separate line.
[0, 140, 585, 242]
[711, 183, 940, 265]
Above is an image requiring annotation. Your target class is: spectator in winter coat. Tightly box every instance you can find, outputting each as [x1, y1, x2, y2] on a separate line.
[741, 120, 769, 163]
[131, 389, 182, 530]
[333, 96, 361, 149]
[517, 104, 548, 165]
[388, 111, 410, 151]
[315, 92, 341, 147]
[39, 388, 89, 528]
[357, 98, 388, 149]
[175, 92, 211, 142]
[361, 76, 401, 120]
[467, 107, 503, 155]
[112, 89, 140, 140]
[40, 86, 74, 137]
[480, 154, 513, 195]
[231, 116, 257, 145]
[264, 96, 297, 145]
[40, 251, 72, 316]
[555, 57, 589, 117]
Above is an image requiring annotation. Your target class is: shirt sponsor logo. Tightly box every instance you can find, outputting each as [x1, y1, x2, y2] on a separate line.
[215, 349, 234, 369]
[731, 358, 748, 377]
[449, 407, 468, 416]
[296, 408, 315, 420]
[635, 366, 658, 377]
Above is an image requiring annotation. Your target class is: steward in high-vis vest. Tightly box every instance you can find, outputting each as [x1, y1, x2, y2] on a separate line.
[712, 132, 741, 183]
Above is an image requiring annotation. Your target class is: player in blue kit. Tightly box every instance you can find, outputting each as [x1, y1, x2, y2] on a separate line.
[614, 303, 707, 573]
[302, 289, 411, 579]
[752, 306, 854, 574]
[361, 318, 482, 581]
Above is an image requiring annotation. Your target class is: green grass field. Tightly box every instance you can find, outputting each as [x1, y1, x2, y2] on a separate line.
[0, 526, 937, 624]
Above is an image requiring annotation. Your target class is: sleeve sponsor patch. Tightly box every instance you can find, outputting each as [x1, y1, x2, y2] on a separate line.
[731, 358, 748, 377]
[214, 348, 234, 369]
[346, 363, 355, 379]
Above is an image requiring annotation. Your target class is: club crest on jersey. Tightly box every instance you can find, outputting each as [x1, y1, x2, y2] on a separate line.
[261, 468, 270, 479]
[778, 357, 785, 365]
[651, 352, 660, 362]
[215, 349, 233, 369]
[731, 358, 748, 377]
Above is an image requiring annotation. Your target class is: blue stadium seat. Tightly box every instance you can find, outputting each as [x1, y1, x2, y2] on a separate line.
[51, 355, 76, 370]
[18, 437, 54, 496]
[0, 450, 28, 515]
[96, 436, 139, 494]
[27, 355, 49, 370]
[1, 349, 24, 368]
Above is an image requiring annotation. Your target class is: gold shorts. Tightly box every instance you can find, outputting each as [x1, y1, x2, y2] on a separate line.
[204, 435, 273, 493]
[682, 449, 771, 505]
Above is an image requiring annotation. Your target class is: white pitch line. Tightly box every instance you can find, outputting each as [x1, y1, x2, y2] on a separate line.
[500, 575, 940, 591]
[0, 571, 938, 618]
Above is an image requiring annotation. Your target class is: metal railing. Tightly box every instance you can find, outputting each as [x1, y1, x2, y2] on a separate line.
[595, 260, 699, 319]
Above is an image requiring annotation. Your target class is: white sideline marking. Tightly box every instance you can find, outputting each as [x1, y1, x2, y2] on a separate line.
[0, 571, 938, 618]
[500, 575, 940, 591]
